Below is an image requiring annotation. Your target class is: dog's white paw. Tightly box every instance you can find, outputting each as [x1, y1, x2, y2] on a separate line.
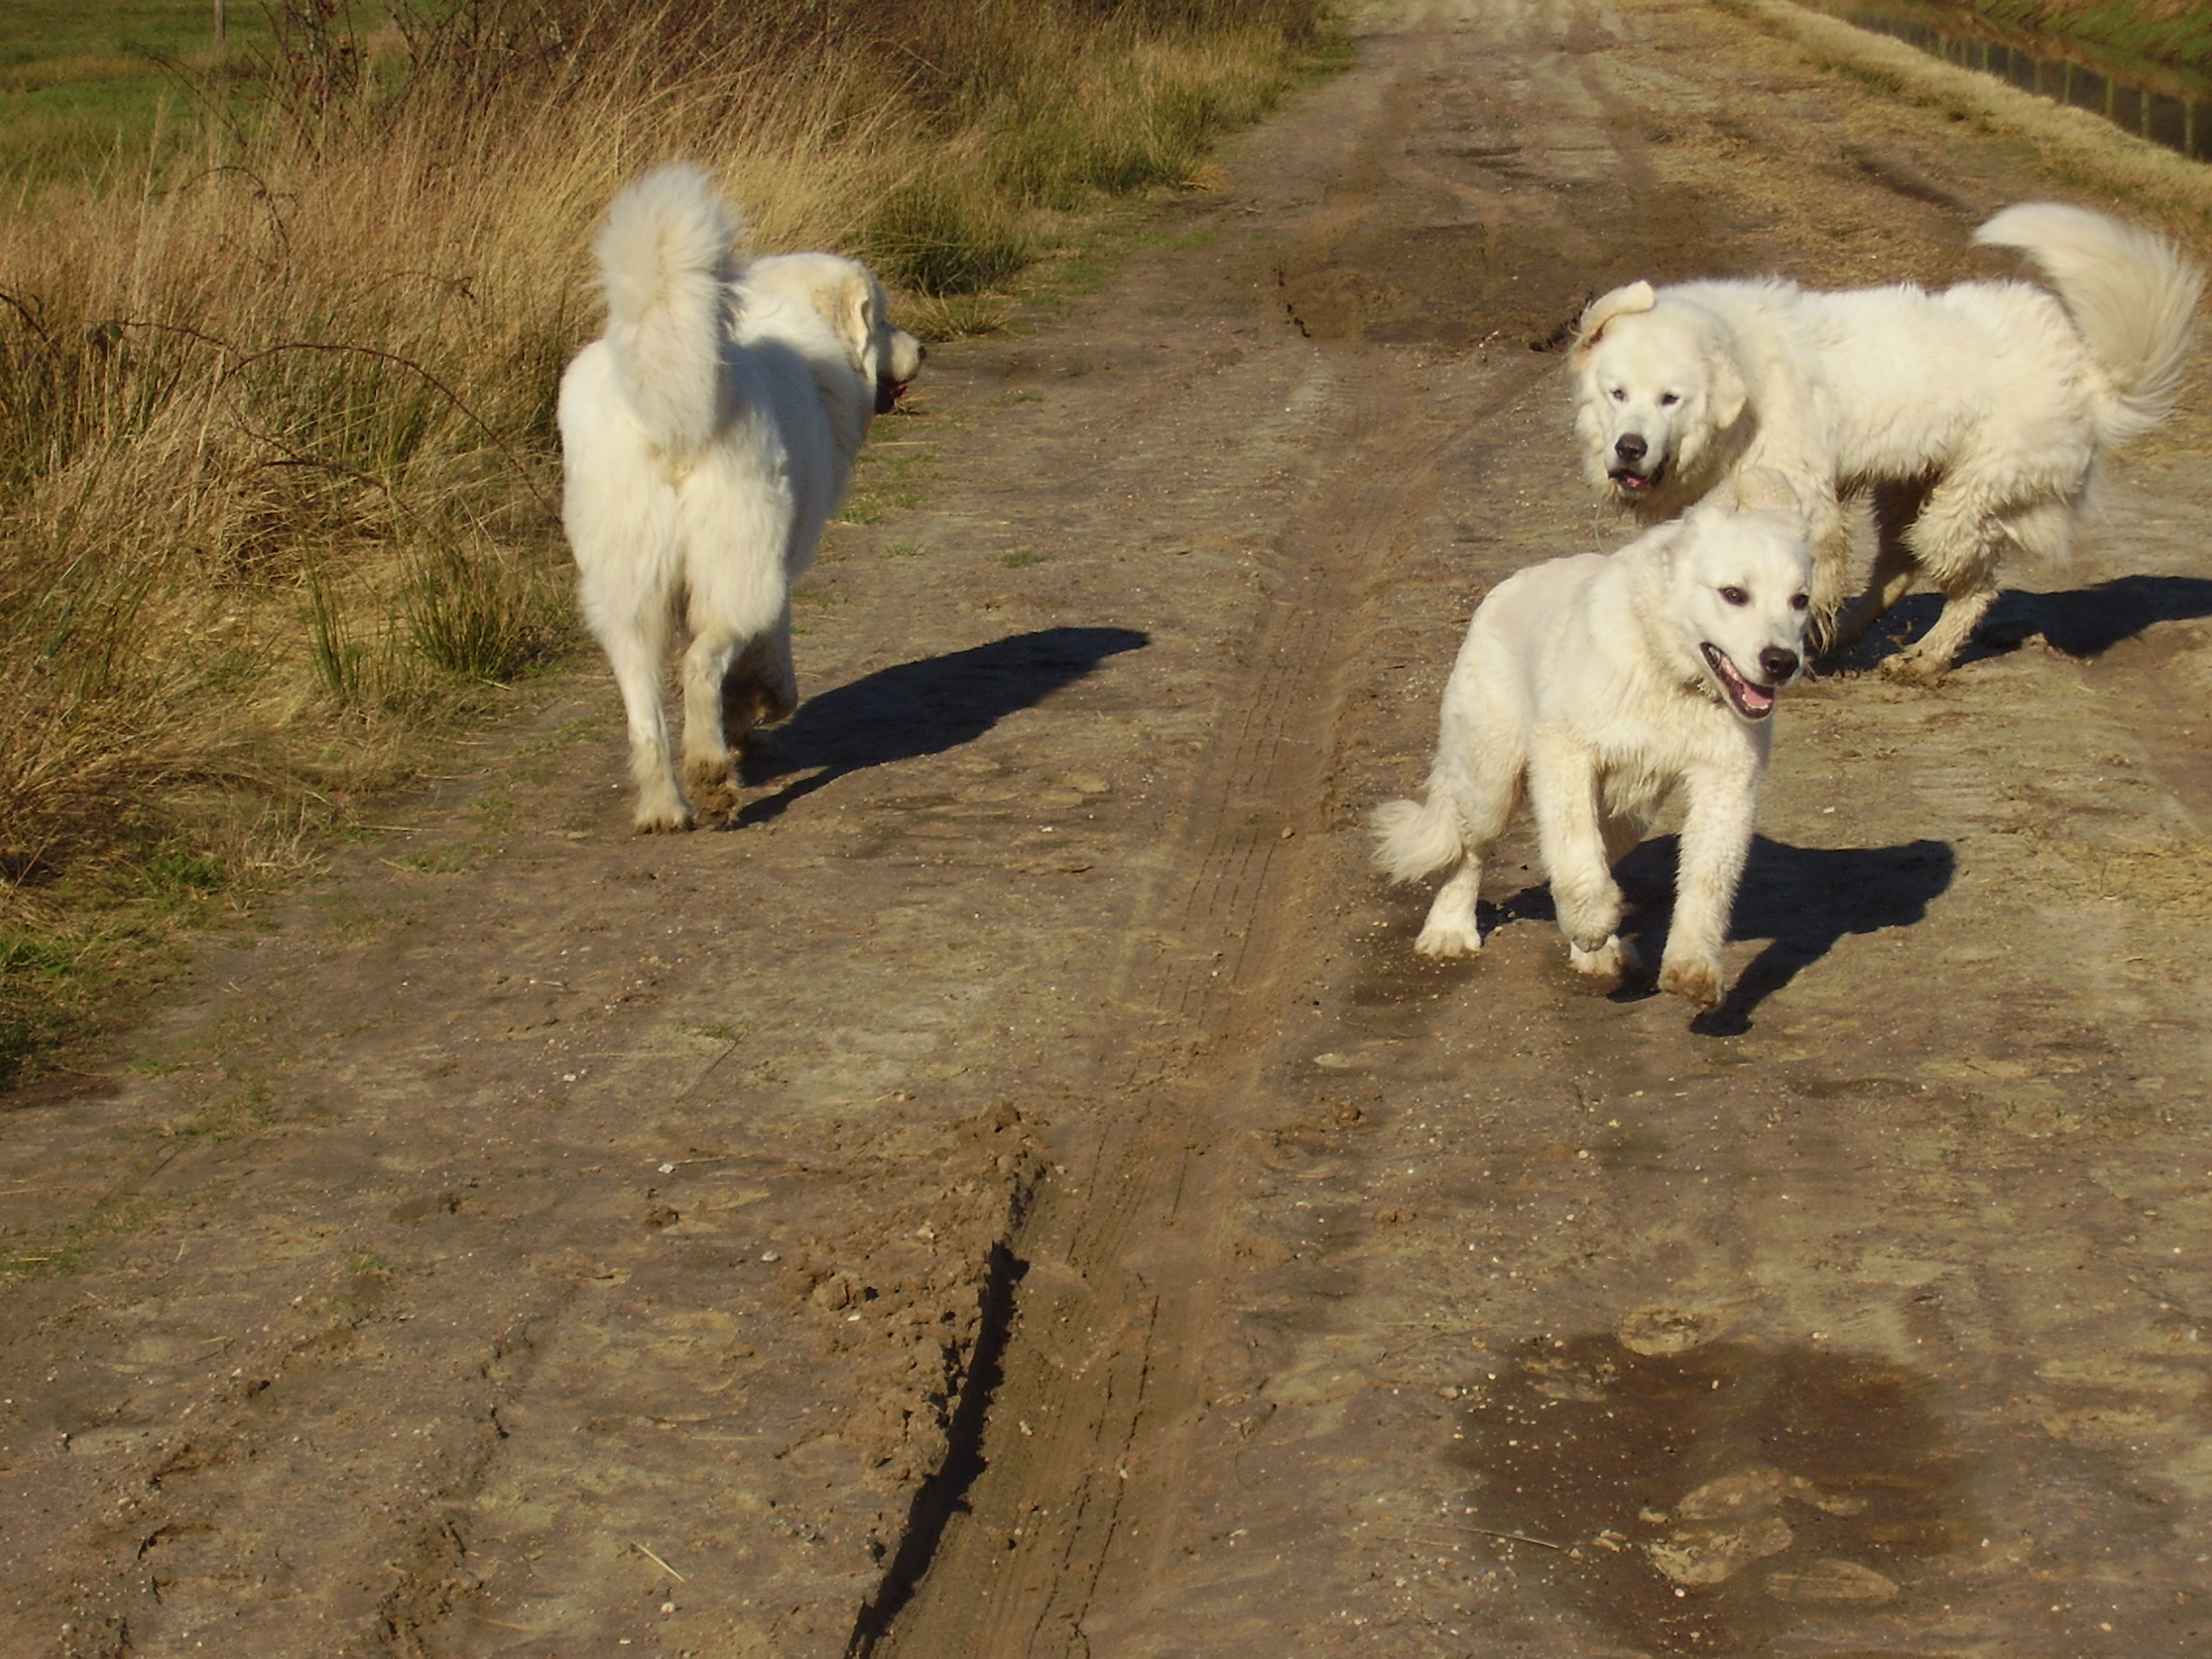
[1877, 648, 1948, 687]
[633, 782, 695, 833]
[1414, 922, 1482, 959]
[1659, 956, 1724, 1008]
[1568, 936, 1632, 981]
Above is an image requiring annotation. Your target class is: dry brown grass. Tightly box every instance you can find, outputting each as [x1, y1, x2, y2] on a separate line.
[0, 0, 1335, 1079]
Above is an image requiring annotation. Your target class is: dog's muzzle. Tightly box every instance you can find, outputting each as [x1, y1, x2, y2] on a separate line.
[877, 338, 925, 416]
[1608, 432, 1664, 496]
[1701, 643, 1781, 720]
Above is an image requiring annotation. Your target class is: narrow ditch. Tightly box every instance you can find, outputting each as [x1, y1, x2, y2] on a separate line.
[1825, 3, 2212, 160]
[844, 1235, 1031, 1658]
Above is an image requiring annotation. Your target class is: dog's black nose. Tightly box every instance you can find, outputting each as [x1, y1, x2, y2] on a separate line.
[1759, 646, 1799, 682]
[1614, 433, 1646, 464]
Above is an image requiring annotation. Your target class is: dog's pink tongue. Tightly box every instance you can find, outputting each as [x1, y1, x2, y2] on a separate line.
[1712, 649, 1775, 716]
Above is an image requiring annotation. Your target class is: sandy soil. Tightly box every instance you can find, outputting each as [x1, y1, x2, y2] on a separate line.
[6, 2, 2212, 1655]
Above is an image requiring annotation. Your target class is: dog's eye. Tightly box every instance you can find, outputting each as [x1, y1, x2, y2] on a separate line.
[1659, 393, 1680, 407]
[1719, 586, 1749, 607]
[1790, 593, 1810, 611]
[1608, 388, 1626, 402]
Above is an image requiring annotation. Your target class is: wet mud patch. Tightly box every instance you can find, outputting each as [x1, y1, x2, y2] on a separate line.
[1274, 167, 1739, 351]
[1452, 1331, 1974, 1653]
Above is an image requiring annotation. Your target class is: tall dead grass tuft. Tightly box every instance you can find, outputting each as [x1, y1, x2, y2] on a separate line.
[0, 0, 1335, 1078]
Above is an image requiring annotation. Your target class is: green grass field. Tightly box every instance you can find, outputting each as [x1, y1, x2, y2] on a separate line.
[0, 2, 276, 176]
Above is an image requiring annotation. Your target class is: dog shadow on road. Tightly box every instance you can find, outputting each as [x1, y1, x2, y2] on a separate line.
[1612, 833, 1956, 1036]
[1845, 573, 2212, 671]
[731, 625, 1150, 826]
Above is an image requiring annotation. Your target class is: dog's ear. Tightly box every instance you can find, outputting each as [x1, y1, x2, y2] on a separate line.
[1571, 281, 1656, 359]
[812, 268, 878, 373]
[1707, 352, 1748, 428]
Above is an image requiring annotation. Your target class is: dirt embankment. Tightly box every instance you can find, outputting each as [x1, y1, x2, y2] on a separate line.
[7, 2, 2212, 1656]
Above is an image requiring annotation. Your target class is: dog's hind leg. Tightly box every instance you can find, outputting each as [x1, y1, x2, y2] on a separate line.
[676, 457, 793, 795]
[721, 603, 798, 756]
[1415, 860, 1484, 959]
[602, 614, 690, 830]
[1829, 477, 1931, 655]
[1880, 478, 2031, 682]
[574, 505, 691, 831]
[1410, 732, 1522, 959]
[679, 624, 745, 798]
[1883, 574, 1998, 684]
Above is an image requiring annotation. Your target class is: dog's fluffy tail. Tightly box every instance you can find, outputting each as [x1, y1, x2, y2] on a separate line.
[1372, 793, 1464, 883]
[594, 162, 743, 457]
[1974, 203, 2204, 448]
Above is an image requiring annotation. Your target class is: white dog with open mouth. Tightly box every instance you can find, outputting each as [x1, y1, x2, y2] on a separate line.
[1570, 203, 2201, 680]
[1373, 473, 1814, 1009]
[560, 163, 924, 830]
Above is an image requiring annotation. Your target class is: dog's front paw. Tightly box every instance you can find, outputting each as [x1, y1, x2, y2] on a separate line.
[1658, 956, 1724, 1008]
[1877, 648, 1948, 687]
[1557, 884, 1624, 951]
[633, 802, 696, 833]
[1568, 935, 1636, 986]
[1414, 921, 1482, 959]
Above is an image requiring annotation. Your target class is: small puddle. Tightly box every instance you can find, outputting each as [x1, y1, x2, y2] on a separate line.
[1832, 6, 2212, 162]
[1452, 1328, 1973, 1653]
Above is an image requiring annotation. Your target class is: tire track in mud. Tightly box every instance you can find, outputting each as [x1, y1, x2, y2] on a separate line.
[866, 346, 1557, 1656]
[864, 7, 1639, 1648]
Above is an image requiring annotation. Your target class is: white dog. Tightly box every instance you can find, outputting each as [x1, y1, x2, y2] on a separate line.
[1373, 475, 1814, 1008]
[559, 163, 924, 830]
[1570, 203, 2202, 680]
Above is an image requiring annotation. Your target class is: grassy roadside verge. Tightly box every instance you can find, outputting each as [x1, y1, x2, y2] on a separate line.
[1726, 0, 2212, 247]
[0, 0, 1343, 1088]
[1953, 2, 2212, 74]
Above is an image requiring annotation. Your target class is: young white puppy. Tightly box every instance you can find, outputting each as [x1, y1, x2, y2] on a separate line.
[560, 163, 924, 830]
[1570, 203, 2201, 680]
[1374, 474, 1814, 1008]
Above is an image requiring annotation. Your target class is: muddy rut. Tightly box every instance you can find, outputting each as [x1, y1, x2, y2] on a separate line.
[7, 2, 2212, 1656]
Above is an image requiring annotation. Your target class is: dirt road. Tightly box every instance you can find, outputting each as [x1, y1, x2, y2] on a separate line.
[7, 2, 2212, 1655]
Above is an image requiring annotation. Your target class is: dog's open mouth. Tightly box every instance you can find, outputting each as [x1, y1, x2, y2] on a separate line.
[876, 379, 911, 416]
[1701, 643, 1777, 719]
[1608, 461, 1665, 497]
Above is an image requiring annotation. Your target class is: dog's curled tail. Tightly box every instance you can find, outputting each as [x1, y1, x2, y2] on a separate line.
[1974, 203, 2204, 448]
[595, 162, 745, 457]
[1372, 793, 1463, 883]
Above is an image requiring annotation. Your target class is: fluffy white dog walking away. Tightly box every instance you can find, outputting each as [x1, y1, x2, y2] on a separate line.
[560, 163, 923, 830]
[1570, 203, 2202, 680]
[1373, 474, 1815, 1009]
